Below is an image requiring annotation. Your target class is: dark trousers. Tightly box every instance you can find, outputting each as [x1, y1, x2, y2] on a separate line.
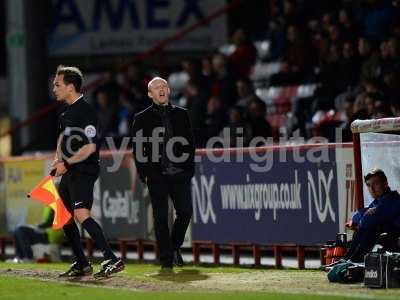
[344, 228, 379, 262]
[345, 226, 400, 262]
[14, 226, 48, 259]
[148, 180, 192, 267]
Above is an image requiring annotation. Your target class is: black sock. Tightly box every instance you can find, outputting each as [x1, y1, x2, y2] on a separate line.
[63, 222, 89, 267]
[82, 218, 116, 261]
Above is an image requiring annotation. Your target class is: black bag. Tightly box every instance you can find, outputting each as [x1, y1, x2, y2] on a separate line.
[364, 252, 400, 288]
[327, 262, 365, 283]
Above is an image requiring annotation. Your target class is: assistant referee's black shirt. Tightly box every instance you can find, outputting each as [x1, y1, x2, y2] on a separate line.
[58, 95, 99, 172]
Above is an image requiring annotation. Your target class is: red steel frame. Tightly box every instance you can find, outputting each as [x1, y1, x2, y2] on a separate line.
[352, 133, 364, 210]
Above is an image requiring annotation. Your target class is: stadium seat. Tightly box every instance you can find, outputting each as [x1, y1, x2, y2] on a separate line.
[218, 44, 236, 56]
[251, 62, 282, 82]
[254, 40, 270, 60]
[167, 72, 189, 94]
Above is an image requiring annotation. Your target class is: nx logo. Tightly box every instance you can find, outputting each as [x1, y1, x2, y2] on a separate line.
[307, 169, 336, 223]
[192, 175, 216, 224]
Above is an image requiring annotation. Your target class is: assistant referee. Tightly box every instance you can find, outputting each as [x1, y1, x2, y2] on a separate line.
[51, 65, 123, 278]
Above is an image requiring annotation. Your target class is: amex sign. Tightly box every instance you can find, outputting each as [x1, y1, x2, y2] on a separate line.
[49, 0, 227, 55]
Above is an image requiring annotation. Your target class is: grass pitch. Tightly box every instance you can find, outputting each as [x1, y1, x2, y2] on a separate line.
[1, 262, 400, 300]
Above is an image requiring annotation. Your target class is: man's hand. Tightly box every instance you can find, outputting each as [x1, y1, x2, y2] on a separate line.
[345, 220, 358, 230]
[345, 220, 353, 228]
[364, 207, 376, 216]
[53, 161, 67, 177]
[51, 158, 60, 168]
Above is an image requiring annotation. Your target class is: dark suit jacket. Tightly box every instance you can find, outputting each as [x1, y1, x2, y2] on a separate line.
[131, 103, 195, 184]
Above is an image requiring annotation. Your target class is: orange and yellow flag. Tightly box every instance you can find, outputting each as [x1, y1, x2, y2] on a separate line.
[28, 175, 71, 229]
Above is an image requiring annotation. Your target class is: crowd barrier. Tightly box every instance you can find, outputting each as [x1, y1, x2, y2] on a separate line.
[0, 143, 356, 267]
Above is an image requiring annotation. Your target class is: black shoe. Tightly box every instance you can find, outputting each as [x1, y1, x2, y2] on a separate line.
[159, 265, 174, 275]
[59, 262, 93, 277]
[173, 249, 184, 267]
[93, 258, 125, 278]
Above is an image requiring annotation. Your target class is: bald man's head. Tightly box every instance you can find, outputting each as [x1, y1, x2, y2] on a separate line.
[147, 77, 170, 106]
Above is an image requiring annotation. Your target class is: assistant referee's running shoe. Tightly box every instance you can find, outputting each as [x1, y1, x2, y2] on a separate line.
[93, 258, 125, 278]
[59, 262, 93, 277]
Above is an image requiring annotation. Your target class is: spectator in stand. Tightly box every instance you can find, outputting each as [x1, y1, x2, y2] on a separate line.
[285, 24, 314, 74]
[391, 102, 400, 117]
[94, 89, 117, 142]
[235, 78, 262, 108]
[115, 93, 135, 139]
[228, 28, 257, 78]
[319, 43, 343, 97]
[327, 24, 342, 46]
[338, 8, 360, 42]
[95, 71, 121, 106]
[377, 40, 392, 77]
[364, 92, 378, 117]
[181, 58, 211, 93]
[308, 18, 323, 57]
[246, 99, 272, 145]
[391, 21, 400, 39]
[210, 54, 237, 106]
[353, 92, 368, 116]
[202, 96, 228, 147]
[339, 96, 356, 142]
[387, 37, 400, 70]
[382, 69, 400, 105]
[339, 41, 361, 90]
[201, 57, 213, 79]
[322, 12, 334, 31]
[311, 86, 338, 128]
[271, 24, 314, 85]
[200, 56, 214, 95]
[266, 17, 287, 61]
[282, 0, 303, 26]
[185, 79, 208, 147]
[372, 100, 394, 119]
[362, 77, 382, 94]
[364, 92, 386, 117]
[220, 106, 252, 147]
[358, 37, 380, 81]
[121, 64, 149, 115]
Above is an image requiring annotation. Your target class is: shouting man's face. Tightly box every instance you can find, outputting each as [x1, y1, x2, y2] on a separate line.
[148, 79, 170, 106]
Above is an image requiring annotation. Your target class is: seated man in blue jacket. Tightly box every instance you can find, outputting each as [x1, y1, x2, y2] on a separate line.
[343, 168, 400, 263]
[7, 206, 64, 263]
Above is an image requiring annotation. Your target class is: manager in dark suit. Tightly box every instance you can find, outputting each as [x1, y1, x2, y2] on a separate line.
[131, 77, 195, 272]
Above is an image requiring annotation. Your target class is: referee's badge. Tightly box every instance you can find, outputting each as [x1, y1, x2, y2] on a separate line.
[84, 125, 97, 138]
[64, 127, 71, 136]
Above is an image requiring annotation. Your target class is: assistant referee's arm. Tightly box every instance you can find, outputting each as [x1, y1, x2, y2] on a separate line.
[55, 134, 63, 162]
[64, 143, 96, 166]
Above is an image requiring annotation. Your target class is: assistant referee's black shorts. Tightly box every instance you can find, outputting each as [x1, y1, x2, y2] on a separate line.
[58, 166, 99, 212]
